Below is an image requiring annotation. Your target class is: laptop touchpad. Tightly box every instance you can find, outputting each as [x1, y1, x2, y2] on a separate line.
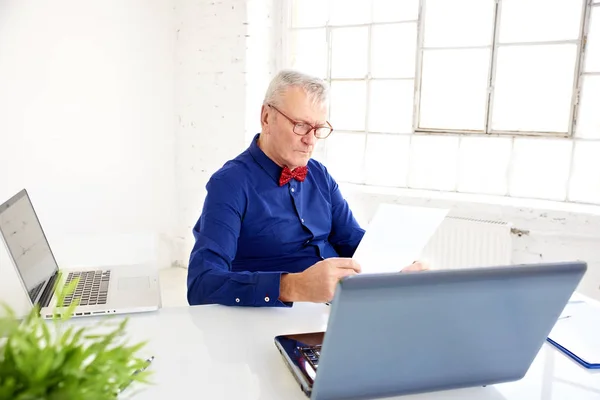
[118, 276, 150, 291]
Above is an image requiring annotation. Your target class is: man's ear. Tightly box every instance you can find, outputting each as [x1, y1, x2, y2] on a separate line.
[260, 105, 269, 130]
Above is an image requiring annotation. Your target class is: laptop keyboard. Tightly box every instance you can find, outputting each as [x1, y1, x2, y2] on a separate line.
[299, 345, 322, 369]
[28, 281, 45, 302]
[60, 270, 111, 307]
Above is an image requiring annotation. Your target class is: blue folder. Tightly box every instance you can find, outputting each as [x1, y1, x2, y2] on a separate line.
[546, 337, 600, 369]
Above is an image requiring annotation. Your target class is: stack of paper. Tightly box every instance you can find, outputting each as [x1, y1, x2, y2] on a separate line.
[352, 203, 448, 274]
[547, 300, 600, 369]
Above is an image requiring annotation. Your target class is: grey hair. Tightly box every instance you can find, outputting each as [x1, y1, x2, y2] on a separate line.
[263, 69, 329, 108]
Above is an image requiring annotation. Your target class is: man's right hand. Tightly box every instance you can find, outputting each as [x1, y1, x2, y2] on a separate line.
[279, 258, 361, 303]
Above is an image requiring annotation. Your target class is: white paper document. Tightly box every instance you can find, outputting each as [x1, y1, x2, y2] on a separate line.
[352, 203, 449, 274]
[548, 300, 600, 365]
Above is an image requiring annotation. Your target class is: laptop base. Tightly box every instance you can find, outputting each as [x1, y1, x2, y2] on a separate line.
[275, 332, 324, 397]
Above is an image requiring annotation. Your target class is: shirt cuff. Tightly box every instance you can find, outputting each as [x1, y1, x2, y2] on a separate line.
[254, 272, 292, 307]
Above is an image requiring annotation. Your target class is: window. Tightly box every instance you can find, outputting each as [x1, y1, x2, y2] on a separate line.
[490, 0, 584, 135]
[416, 0, 585, 135]
[284, 0, 600, 204]
[286, 0, 419, 185]
[417, 0, 494, 132]
[570, 1, 600, 204]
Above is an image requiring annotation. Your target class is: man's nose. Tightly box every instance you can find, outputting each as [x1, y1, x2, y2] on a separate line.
[302, 130, 318, 146]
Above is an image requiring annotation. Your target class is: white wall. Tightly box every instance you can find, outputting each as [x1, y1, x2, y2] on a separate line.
[173, 0, 250, 265]
[172, 0, 279, 264]
[245, 0, 278, 144]
[0, 0, 178, 310]
[0, 0, 272, 288]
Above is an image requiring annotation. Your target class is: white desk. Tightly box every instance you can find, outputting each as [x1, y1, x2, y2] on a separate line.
[69, 301, 600, 400]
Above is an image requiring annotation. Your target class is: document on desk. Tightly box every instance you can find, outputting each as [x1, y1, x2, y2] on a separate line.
[547, 301, 600, 368]
[352, 203, 448, 274]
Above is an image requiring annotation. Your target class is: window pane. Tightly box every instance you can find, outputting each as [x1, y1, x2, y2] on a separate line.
[492, 45, 577, 133]
[373, 0, 419, 22]
[576, 76, 600, 139]
[568, 141, 600, 204]
[371, 23, 417, 78]
[330, 81, 367, 130]
[458, 136, 512, 195]
[499, 0, 584, 43]
[288, 29, 328, 78]
[292, 0, 329, 28]
[331, 27, 369, 79]
[324, 132, 365, 184]
[585, 6, 600, 72]
[330, 0, 371, 25]
[368, 80, 414, 133]
[409, 135, 459, 191]
[423, 0, 495, 47]
[509, 138, 572, 201]
[365, 134, 410, 187]
[419, 49, 490, 131]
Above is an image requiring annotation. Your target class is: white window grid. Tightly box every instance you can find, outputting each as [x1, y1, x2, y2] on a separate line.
[415, 0, 587, 137]
[280, 0, 600, 205]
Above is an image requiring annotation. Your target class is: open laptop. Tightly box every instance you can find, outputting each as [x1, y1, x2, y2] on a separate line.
[275, 261, 587, 400]
[0, 189, 161, 319]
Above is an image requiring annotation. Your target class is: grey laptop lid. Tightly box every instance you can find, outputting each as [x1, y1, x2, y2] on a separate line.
[0, 189, 59, 308]
[310, 261, 586, 400]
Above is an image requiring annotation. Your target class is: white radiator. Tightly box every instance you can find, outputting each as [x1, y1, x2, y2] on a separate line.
[420, 216, 513, 270]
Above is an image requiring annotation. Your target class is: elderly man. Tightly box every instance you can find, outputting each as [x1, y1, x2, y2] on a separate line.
[187, 70, 425, 307]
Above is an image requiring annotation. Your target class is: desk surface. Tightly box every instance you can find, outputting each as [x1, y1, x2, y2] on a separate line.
[71, 300, 600, 400]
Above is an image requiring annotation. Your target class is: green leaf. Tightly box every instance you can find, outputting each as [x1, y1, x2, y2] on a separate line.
[0, 279, 151, 399]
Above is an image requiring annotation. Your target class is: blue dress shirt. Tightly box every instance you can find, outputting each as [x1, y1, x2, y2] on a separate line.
[187, 133, 365, 307]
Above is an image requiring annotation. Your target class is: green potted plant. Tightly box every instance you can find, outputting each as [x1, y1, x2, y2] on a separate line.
[0, 277, 152, 399]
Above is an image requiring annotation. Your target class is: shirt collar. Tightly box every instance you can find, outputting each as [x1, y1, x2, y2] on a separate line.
[248, 133, 282, 184]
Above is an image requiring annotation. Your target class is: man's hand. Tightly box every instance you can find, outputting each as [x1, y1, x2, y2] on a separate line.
[401, 260, 430, 272]
[279, 258, 361, 303]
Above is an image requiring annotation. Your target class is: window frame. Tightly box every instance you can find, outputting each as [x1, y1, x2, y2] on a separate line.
[281, 0, 600, 205]
[414, 0, 590, 138]
[283, 0, 593, 138]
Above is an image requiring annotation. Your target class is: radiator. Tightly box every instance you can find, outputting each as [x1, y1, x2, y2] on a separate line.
[420, 216, 513, 270]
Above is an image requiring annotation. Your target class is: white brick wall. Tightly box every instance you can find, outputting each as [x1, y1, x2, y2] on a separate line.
[174, 0, 259, 264]
[245, 0, 279, 144]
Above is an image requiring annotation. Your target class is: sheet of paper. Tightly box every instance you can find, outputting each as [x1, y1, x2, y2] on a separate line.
[352, 203, 449, 274]
[549, 301, 600, 364]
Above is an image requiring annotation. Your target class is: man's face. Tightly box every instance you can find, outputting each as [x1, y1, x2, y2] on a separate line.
[262, 86, 329, 169]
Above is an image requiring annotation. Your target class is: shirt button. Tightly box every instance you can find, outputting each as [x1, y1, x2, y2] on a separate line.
[291, 188, 295, 193]
[301, 218, 305, 223]
[265, 296, 270, 302]
[235, 298, 240, 303]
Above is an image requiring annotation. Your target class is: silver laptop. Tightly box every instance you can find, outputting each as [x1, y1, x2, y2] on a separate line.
[0, 189, 161, 319]
[275, 261, 587, 400]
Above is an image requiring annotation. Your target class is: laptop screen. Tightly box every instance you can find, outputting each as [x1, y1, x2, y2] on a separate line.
[0, 190, 58, 304]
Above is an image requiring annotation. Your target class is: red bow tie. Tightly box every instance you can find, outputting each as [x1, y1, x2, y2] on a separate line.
[279, 166, 308, 186]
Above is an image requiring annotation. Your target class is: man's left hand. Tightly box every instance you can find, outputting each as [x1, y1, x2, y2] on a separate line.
[401, 261, 430, 272]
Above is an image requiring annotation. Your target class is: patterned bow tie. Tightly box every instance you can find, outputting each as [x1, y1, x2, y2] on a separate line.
[279, 166, 308, 186]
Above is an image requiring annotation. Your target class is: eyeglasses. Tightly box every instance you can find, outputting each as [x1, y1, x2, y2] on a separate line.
[268, 104, 333, 139]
